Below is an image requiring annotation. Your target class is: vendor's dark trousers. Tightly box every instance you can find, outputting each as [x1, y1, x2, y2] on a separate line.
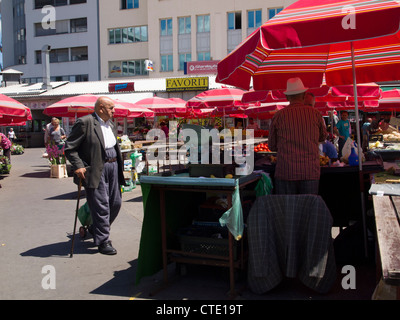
[274, 179, 319, 195]
[85, 149, 122, 246]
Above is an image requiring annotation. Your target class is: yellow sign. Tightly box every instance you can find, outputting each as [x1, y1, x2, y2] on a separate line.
[166, 77, 209, 92]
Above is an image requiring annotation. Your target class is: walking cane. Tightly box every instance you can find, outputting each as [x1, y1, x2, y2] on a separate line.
[70, 178, 82, 258]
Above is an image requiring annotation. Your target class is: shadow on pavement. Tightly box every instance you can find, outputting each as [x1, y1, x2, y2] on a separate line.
[90, 260, 139, 298]
[20, 237, 97, 258]
[45, 190, 86, 200]
[20, 170, 50, 178]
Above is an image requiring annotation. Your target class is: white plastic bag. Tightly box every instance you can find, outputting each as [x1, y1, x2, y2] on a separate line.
[341, 137, 364, 163]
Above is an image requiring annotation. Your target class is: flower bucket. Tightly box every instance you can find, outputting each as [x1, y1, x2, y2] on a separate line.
[50, 164, 68, 178]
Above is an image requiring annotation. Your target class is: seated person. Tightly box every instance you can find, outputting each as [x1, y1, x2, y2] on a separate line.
[247, 117, 260, 130]
[235, 120, 243, 129]
[320, 133, 338, 161]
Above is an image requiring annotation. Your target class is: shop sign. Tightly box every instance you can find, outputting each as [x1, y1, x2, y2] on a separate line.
[166, 77, 209, 92]
[108, 82, 135, 92]
[185, 61, 219, 75]
[30, 101, 48, 110]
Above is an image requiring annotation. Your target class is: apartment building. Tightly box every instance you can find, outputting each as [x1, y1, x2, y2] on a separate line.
[100, 0, 296, 80]
[2, 0, 295, 84]
[1, 0, 100, 83]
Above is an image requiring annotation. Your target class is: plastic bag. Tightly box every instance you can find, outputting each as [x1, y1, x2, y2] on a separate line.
[78, 202, 92, 226]
[341, 138, 365, 163]
[219, 180, 243, 240]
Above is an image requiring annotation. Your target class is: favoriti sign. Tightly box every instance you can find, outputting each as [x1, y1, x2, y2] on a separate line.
[166, 77, 209, 92]
[185, 61, 219, 75]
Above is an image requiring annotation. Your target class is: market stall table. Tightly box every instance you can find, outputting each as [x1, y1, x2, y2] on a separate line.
[136, 171, 262, 297]
[372, 194, 400, 299]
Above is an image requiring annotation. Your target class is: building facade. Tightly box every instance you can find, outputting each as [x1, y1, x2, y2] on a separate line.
[1, 0, 100, 83]
[100, 0, 295, 80]
[2, 0, 296, 83]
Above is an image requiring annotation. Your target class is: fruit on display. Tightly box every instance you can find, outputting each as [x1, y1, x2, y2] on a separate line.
[319, 155, 330, 166]
[254, 143, 271, 152]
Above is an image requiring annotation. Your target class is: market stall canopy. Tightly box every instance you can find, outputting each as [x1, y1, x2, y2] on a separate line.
[377, 89, 400, 111]
[43, 94, 135, 118]
[0, 94, 32, 123]
[242, 83, 381, 104]
[131, 96, 187, 116]
[216, 0, 400, 91]
[114, 99, 154, 118]
[186, 88, 250, 113]
[216, 0, 400, 175]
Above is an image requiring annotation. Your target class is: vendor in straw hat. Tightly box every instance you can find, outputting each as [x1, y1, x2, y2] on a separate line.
[268, 77, 328, 194]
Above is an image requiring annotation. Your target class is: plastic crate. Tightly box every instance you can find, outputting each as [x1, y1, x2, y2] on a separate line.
[177, 225, 238, 259]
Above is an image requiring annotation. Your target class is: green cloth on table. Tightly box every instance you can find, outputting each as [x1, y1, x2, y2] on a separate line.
[135, 173, 268, 284]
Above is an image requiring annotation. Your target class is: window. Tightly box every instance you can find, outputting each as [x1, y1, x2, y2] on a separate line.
[121, 0, 139, 9]
[228, 12, 241, 30]
[50, 74, 88, 82]
[50, 48, 69, 63]
[71, 46, 88, 61]
[197, 15, 210, 33]
[108, 26, 148, 44]
[70, 18, 87, 33]
[35, 18, 86, 36]
[160, 19, 172, 36]
[115, 28, 122, 44]
[197, 52, 210, 61]
[268, 7, 283, 20]
[109, 59, 148, 77]
[179, 53, 191, 70]
[248, 10, 262, 28]
[70, 0, 86, 4]
[179, 17, 191, 34]
[161, 54, 173, 72]
[34, 0, 86, 9]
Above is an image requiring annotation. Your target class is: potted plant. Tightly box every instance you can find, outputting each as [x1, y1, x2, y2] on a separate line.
[46, 142, 67, 178]
[0, 155, 11, 174]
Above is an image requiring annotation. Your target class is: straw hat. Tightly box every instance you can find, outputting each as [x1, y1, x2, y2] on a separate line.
[284, 77, 308, 95]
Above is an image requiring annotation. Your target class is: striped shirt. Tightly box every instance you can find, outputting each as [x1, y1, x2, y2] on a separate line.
[268, 102, 327, 181]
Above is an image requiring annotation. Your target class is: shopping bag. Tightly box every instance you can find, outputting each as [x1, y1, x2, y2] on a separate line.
[341, 137, 365, 163]
[77, 202, 92, 226]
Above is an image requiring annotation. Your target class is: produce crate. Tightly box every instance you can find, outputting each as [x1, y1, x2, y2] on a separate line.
[177, 225, 239, 259]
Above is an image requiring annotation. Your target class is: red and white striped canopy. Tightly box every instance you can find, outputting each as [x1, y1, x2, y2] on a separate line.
[186, 88, 250, 114]
[0, 94, 32, 122]
[216, 0, 400, 91]
[44, 94, 141, 118]
[131, 96, 186, 116]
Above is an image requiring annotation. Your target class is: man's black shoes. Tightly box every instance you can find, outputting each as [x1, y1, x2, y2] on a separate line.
[98, 240, 117, 255]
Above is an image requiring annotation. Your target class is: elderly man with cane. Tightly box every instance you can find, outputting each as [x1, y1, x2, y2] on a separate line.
[65, 96, 126, 255]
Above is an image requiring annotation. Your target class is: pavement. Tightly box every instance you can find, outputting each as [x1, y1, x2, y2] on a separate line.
[0, 147, 381, 301]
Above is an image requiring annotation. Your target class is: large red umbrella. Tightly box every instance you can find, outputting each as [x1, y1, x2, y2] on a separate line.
[217, 0, 400, 257]
[186, 88, 251, 125]
[217, 0, 400, 90]
[0, 94, 32, 123]
[44, 94, 133, 118]
[131, 96, 186, 116]
[217, 0, 400, 167]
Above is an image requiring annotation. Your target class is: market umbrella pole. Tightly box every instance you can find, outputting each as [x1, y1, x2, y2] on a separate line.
[351, 42, 368, 258]
[70, 178, 82, 258]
